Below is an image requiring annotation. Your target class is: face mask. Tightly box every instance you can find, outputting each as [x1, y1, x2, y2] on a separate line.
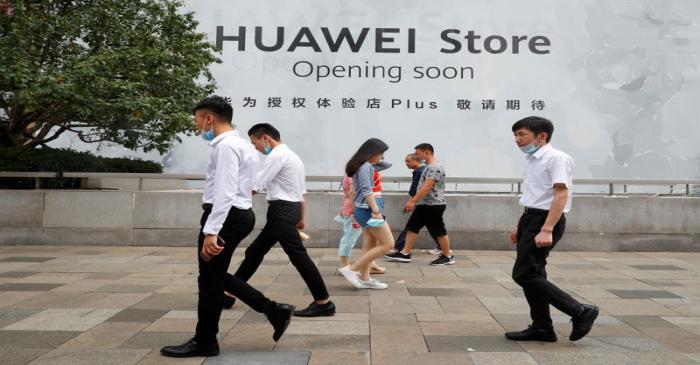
[520, 137, 543, 155]
[263, 142, 273, 155]
[367, 217, 385, 227]
[201, 123, 214, 142]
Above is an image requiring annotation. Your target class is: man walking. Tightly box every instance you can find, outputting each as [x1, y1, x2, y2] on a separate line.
[161, 97, 294, 358]
[505, 116, 598, 343]
[384, 144, 455, 266]
[228, 123, 335, 317]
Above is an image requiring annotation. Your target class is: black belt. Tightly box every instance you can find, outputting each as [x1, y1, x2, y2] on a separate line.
[202, 203, 250, 211]
[523, 207, 549, 216]
[268, 200, 301, 206]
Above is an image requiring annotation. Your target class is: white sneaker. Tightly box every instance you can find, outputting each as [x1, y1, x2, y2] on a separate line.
[423, 249, 452, 256]
[359, 277, 388, 290]
[339, 266, 362, 288]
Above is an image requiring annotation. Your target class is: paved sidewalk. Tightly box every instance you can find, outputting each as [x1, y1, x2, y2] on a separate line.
[0, 246, 699, 365]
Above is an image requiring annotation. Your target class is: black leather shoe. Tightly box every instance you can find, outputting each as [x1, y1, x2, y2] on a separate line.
[160, 337, 219, 358]
[223, 295, 236, 309]
[266, 303, 295, 342]
[570, 304, 599, 341]
[505, 326, 558, 342]
[294, 301, 336, 317]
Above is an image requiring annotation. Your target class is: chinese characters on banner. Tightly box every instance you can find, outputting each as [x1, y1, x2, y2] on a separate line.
[239, 97, 546, 111]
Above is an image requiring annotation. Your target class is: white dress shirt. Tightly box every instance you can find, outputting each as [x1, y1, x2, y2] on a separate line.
[202, 130, 258, 235]
[254, 144, 306, 202]
[519, 144, 574, 213]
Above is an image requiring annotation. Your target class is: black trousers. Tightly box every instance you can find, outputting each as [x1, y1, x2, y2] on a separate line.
[393, 229, 440, 252]
[512, 209, 582, 330]
[233, 200, 330, 301]
[196, 204, 275, 345]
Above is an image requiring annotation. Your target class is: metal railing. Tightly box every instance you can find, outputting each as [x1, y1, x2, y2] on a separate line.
[1, 172, 699, 196]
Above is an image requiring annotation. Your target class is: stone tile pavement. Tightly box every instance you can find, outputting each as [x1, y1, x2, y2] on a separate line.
[0, 246, 699, 364]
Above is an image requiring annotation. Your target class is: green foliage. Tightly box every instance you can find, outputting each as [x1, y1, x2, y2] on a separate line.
[0, 147, 162, 188]
[0, 0, 220, 152]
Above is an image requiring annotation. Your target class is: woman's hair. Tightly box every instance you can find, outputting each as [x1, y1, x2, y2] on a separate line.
[345, 138, 389, 177]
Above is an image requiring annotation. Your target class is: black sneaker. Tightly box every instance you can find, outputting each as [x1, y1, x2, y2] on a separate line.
[384, 251, 411, 262]
[222, 295, 235, 309]
[430, 255, 455, 266]
[570, 304, 599, 341]
[505, 326, 558, 342]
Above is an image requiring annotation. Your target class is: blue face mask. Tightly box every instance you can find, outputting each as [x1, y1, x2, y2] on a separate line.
[263, 143, 272, 155]
[519, 139, 542, 155]
[201, 123, 214, 142]
[519, 143, 538, 155]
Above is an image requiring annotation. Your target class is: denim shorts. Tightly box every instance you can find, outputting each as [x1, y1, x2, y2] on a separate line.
[353, 197, 384, 228]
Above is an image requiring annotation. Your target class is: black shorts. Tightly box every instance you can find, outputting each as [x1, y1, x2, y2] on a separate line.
[405, 204, 447, 238]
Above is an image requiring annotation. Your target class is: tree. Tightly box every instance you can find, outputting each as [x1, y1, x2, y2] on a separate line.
[0, 0, 220, 152]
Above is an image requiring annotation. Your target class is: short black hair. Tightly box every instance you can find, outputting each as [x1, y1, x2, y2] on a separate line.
[415, 143, 434, 154]
[193, 95, 233, 123]
[248, 123, 281, 141]
[512, 116, 554, 142]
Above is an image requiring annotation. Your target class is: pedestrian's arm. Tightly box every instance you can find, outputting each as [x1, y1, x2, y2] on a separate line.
[253, 154, 284, 193]
[542, 184, 568, 232]
[410, 179, 434, 204]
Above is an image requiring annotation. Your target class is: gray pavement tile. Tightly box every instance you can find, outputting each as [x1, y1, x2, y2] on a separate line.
[119, 332, 192, 350]
[530, 352, 632, 365]
[578, 336, 673, 353]
[372, 352, 475, 365]
[129, 293, 197, 310]
[616, 315, 677, 328]
[0, 271, 39, 278]
[656, 336, 700, 353]
[0, 308, 41, 327]
[632, 265, 686, 271]
[470, 352, 538, 365]
[0, 257, 56, 263]
[425, 335, 525, 353]
[640, 279, 684, 287]
[275, 334, 370, 352]
[107, 309, 169, 323]
[408, 288, 473, 297]
[308, 351, 370, 365]
[203, 351, 310, 365]
[0, 348, 50, 365]
[74, 250, 106, 255]
[236, 310, 268, 325]
[0, 283, 64, 291]
[610, 290, 683, 299]
[0, 330, 81, 347]
[95, 284, 165, 293]
[3, 308, 120, 331]
[625, 353, 700, 365]
[85, 272, 130, 280]
[28, 348, 150, 365]
[317, 260, 341, 267]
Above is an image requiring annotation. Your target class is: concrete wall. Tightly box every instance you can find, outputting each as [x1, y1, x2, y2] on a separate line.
[0, 190, 698, 251]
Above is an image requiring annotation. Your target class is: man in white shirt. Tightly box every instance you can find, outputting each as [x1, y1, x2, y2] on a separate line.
[226, 123, 334, 318]
[161, 97, 294, 358]
[505, 116, 598, 344]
